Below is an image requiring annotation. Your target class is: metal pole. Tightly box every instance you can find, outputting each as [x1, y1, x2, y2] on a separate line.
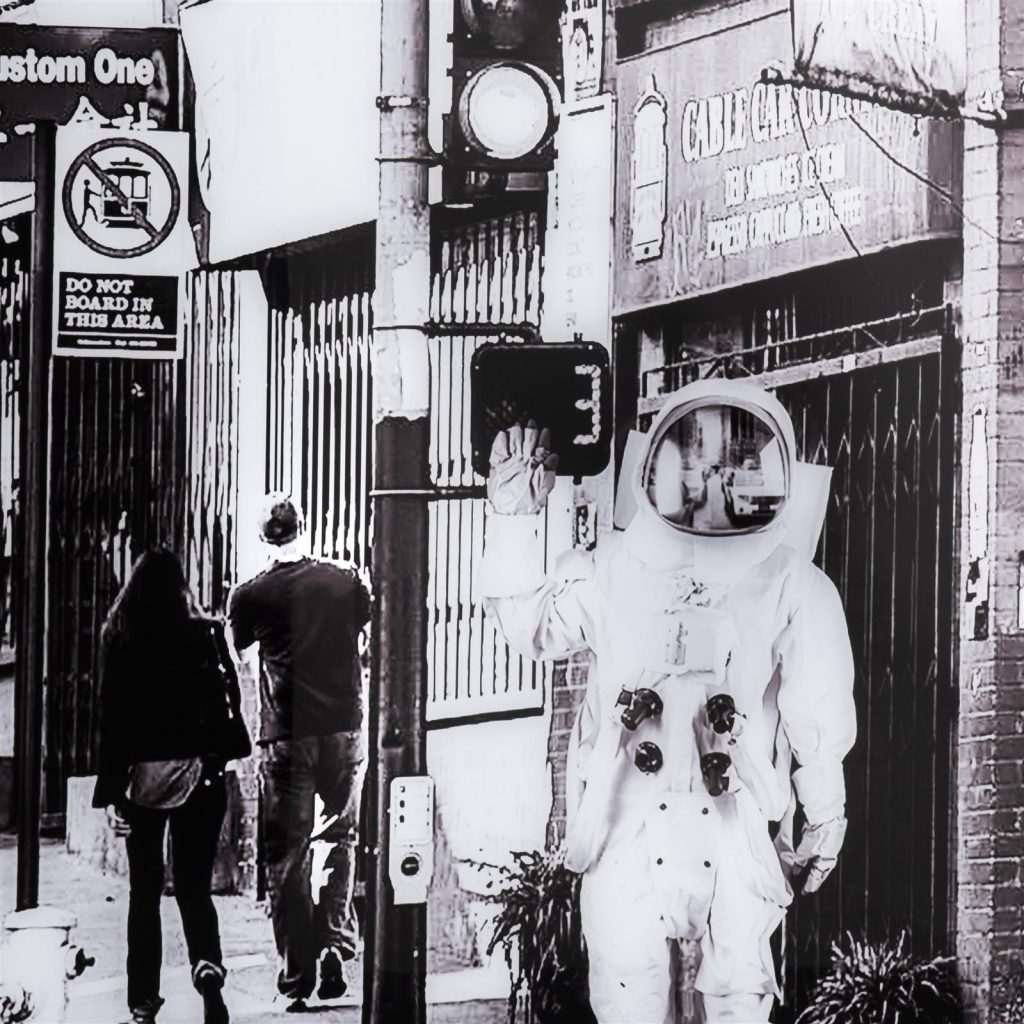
[14, 121, 55, 911]
[363, 4, 432, 1024]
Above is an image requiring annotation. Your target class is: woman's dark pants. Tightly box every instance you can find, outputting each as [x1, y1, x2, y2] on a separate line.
[124, 776, 227, 1011]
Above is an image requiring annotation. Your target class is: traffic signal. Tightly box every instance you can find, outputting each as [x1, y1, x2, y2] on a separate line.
[470, 342, 611, 479]
[445, 0, 564, 202]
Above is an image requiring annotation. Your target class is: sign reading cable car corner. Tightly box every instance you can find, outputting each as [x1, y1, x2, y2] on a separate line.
[52, 126, 190, 359]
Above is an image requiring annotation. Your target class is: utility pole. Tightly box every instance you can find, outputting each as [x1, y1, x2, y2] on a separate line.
[14, 121, 55, 911]
[363, 3, 432, 1024]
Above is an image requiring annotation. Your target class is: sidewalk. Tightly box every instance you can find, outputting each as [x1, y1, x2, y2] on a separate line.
[0, 836, 511, 1024]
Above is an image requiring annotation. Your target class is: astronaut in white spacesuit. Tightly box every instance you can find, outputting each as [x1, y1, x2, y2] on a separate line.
[478, 378, 856, 1024]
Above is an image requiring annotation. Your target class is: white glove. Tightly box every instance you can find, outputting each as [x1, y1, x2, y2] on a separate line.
[487, 422, 558, 515]
[792, 815, 846, 894]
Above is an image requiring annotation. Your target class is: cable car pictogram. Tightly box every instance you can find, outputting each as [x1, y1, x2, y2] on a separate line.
[97, 157, 152, 228]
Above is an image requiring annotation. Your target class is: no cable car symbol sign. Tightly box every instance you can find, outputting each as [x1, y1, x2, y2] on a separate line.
[62, 137, 181, 259]
[52, 126, 191, 359]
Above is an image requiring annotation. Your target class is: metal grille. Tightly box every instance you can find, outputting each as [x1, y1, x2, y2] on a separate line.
[427, 208, 548, 724]
[0, 241, 26, 656]
[263, 209, 550, 726]
[776, 340, 959, 1015]
[643, 305, 951, 400]
[43, 269, 244, 815]
[264, 245, 374, 568]
[182, 271, 243, 612]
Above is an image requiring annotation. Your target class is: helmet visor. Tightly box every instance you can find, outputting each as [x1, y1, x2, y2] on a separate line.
[642, 401, 788, 534]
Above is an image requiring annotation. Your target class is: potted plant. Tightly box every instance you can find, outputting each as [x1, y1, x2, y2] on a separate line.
[797, 931, 962, 1024]
[992, 955, 1024, 1024]
[484, 847, 596, 1024]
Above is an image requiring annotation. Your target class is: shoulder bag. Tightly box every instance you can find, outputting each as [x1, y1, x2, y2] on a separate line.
[197, 618, 252, 761]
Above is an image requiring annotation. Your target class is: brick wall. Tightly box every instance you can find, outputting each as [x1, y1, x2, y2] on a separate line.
[233, 659, 262, 895]
[546, 654, 592, 848]
[957, 1, 1024, 1019]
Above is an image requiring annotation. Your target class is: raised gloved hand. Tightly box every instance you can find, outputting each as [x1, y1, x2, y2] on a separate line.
[487, 422, 558, 515]
[792, 815, 847, 894]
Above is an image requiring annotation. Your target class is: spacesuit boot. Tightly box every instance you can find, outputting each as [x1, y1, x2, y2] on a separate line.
[703, 992, 775, 1022]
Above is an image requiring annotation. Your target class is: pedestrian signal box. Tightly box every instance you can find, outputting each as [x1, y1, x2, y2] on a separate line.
[470, 342, 612, 479]
[388, 776, 435, 906]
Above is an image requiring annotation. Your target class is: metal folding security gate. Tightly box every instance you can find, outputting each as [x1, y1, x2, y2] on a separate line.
[43, 270, 243, 818]
[639, 309, 959, 1020]
[775, 334, 959, 1017]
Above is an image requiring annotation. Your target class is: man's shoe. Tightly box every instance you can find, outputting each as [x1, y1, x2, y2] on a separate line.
[194, 966, 229, 1024]
[316, 947, 348, 1001]
[129, 997, 165, 1024]
[271, 991, 311, 1014]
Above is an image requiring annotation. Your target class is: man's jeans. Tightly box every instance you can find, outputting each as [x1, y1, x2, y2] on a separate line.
[260, 730, 366, 1000]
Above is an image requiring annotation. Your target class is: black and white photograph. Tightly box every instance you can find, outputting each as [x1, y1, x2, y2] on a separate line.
[0, 1, 1015, 1022]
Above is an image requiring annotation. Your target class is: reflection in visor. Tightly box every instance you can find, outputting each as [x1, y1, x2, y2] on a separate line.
[644, 403, 787, 534]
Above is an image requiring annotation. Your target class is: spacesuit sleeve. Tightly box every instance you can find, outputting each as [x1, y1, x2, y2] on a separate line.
[477, 510, 599, 661]
[775, 564, 857, 826]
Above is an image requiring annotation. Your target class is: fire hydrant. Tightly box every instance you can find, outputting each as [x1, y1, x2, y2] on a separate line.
[0, 906, 92, 1023]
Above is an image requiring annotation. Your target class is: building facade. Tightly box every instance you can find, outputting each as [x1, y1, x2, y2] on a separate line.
[3, 0, 1024, 1020]
[536, 0, 1024, 1020]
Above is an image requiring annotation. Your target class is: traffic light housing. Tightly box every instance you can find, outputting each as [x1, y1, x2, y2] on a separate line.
[470, 342, 611, 479]
[445, 0, 564, 201]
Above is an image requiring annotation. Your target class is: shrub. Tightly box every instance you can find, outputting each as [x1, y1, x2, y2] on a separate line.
[484, 847, 596, 1024]
[992, 955, 1024, 1024]
[797, 932, 962, 1024]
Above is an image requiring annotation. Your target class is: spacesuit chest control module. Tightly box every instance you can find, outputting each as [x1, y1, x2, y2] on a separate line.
[477, 379, 857, 1024]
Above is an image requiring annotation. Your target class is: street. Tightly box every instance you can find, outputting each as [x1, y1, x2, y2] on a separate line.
[0, 835, 509, 1024]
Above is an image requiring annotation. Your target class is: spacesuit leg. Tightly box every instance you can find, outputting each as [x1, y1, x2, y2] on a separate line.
[695, 801, 783, 1024]
[579, 839, 673, 1024]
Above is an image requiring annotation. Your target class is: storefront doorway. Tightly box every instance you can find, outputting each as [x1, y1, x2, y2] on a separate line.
[626, 308, 960, 1019]
[774, 330, 959, 1018]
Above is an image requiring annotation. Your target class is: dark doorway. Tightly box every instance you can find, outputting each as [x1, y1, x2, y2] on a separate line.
[774, 338, 960, 1018]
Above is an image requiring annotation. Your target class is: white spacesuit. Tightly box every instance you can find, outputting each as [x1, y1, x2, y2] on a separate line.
[478, 379, 856, 1024]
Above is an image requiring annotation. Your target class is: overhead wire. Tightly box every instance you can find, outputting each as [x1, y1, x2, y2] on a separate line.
[847, 110, 1024, 246]
[784, 89, 881, 287]
[792, 96, 867, 262]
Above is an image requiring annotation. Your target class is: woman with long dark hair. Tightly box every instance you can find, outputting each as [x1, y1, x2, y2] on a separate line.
[93, 549, 250, 1024]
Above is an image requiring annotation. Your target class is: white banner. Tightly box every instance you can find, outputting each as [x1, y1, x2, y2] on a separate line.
[542, 95, 614, 345]
[792, 0, 966, 113]
[180, 0, 381, 264]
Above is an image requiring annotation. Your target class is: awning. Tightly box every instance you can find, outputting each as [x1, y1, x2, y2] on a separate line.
[0, 181, 33, 221]
[790, 0, 966, 117]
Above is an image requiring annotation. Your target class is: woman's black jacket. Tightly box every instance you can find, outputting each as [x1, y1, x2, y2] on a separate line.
[92, 616, 247, 809]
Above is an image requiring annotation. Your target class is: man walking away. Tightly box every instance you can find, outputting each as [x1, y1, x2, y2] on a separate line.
[229, 494, 371, 1011]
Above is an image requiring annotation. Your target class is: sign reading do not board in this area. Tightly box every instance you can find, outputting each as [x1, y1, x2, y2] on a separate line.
[51, 125, 190, 359]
